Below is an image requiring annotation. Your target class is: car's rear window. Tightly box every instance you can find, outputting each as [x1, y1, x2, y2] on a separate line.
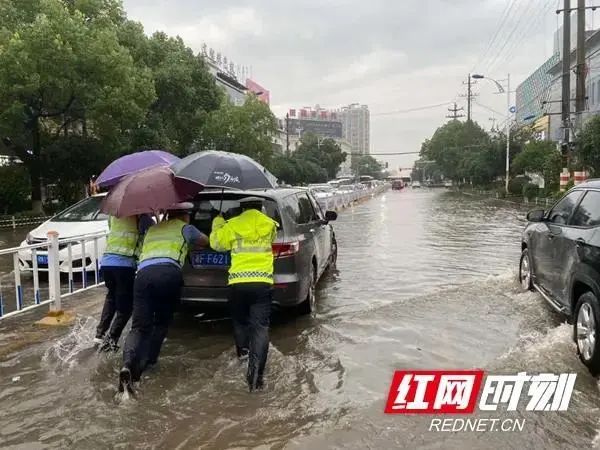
[191, 195, 281, 236]
[52, 196, 107, 222]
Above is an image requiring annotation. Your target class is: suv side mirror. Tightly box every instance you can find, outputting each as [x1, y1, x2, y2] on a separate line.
[526, 209, 545, 222]
[325, 210, 338, 222]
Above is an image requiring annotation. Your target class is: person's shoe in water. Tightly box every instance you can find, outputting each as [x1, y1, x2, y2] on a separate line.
[247, 367, 264, 392]
[93, 333, 104, 346]
[118, 367, 135, 396]
[238, 347, 249, 363]
[98, 337, 119, 353]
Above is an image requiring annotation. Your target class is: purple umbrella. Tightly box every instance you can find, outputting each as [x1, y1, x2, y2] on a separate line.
[100, 166, 203, 217]
[96, 150, 180, 188]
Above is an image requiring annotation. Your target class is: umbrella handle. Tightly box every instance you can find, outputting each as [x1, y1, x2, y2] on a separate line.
[218, 188, 225, 213]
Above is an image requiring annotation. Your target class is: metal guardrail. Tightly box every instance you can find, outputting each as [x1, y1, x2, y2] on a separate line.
[0, 230, 108, 319]
[458, 189, 558, 208]
[315, 184, 390, 212]
[0, 215, 51, 229]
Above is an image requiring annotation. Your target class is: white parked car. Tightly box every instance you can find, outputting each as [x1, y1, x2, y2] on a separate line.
[18, 194, 109, 273]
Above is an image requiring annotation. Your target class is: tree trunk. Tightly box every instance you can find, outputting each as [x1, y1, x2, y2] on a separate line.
[30, 117, 43, 214]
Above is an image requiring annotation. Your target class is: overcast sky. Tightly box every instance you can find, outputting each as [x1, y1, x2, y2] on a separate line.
[123, 0, 578, 172]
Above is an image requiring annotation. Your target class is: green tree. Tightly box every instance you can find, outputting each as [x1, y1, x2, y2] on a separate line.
[579, 115, 600, 174]
[0, 164, 31, 214]
[294, 133, 347, 179]
[43, 135, 113, 206]
[198, 95, 278, 166]
[0, 0, 155, 212]
[126, 31, 223, 154]
[512, 140, 562, 193]
[353, 155, 383, 179]
[419, 121, 493, 182]
[270, 154, 327, 185]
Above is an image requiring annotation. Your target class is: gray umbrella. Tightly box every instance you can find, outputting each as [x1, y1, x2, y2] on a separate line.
[171, 150, 278, 190]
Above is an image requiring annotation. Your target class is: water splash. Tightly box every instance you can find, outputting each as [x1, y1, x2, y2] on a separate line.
[42, 316, 98, 370]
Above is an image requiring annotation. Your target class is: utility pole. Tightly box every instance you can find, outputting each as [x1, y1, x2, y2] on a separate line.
[285, 113, 290, 156]
[467, 74, 472, 122]
[505, 73, 511, 194]
[461, 74, 477, 122]
[446, 103, 465, 120]
[561, 0, 572, 166]
[575, 0, 586, 123]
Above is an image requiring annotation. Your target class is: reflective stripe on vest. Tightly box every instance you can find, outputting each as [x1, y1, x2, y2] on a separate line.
[105, 216, 139, 257]
[139, 219, 188, 266]
[229, 271, 273, 281]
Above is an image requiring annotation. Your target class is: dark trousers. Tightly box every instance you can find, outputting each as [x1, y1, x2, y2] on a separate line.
[96, 266, 136, 342]
[228, 283, 273, 387]
[122, 264, 182, 380]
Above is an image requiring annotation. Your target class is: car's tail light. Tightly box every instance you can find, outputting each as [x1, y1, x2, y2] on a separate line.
[272, 242, 299, 257]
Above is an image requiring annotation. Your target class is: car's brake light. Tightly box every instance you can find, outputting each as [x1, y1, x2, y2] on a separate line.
[272, 242, 299, 257]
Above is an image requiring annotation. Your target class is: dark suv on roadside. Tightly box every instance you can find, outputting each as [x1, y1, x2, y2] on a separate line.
[181, 188, 338, 314]
[520, 180, 600, 375]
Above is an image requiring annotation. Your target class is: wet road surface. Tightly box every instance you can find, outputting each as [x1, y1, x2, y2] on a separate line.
[1, 189, 600, 449]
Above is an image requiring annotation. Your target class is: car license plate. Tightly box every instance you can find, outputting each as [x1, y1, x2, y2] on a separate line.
[191, 251, 230, 268]
[37, 254, 48, 265]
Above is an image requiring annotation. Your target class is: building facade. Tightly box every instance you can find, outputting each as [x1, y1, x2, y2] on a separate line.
[545, 28, 600, 142]
[515, 54, 559, 125]
[338, 104, 370, 156]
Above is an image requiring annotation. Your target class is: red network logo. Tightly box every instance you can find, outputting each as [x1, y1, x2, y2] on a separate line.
[385, 370, 484, 414]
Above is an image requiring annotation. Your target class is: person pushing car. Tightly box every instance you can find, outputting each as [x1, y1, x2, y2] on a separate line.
[119, 202, 208, 394]
[210, 196, 279, 391]
[95, 213, 153, 351]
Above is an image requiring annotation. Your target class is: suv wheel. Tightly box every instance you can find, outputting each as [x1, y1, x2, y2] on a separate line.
[519, 248, 533, 291]
[326, 239, 338, 272]
[574, 292, 600, 376]
[299, 265, 317, 315]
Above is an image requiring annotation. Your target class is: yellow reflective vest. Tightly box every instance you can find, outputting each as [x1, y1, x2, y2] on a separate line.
[139, 219, 188, 266]
[210, 209, 278, 285]
[105, 216, 139, 258]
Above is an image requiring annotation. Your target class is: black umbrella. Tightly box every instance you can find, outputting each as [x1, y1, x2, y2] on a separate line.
[171, 150, 278, 190]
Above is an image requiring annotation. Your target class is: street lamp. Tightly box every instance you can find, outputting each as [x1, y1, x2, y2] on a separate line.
[472, 73, 512, 194]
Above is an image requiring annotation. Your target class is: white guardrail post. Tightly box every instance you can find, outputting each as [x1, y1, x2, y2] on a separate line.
[47, 231, 62, 312]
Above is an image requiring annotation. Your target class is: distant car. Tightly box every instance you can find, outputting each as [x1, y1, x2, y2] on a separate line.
[519, 181, 600, 375]
[181, 188, 338, 314]
[391, 180, 404, 190]
[411, 181, 422, 189]
[444, 181, 453, 188]
[18, 194, 109, 273]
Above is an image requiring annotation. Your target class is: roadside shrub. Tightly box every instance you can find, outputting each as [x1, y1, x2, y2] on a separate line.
[508, 175, 530, 196]
[522, 183, 540, 200]
[0, 165, 31, 214]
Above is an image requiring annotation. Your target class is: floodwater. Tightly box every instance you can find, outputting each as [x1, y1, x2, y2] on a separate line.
[1, 189, 600, 449]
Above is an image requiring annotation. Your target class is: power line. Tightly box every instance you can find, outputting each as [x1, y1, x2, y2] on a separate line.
[479, 0, 529, 72]
[485, 0, 543, 73]
[488, 0, 556, 74]
[371, 102, 452, 117]
[473, 100, 505, 117]
[472, 0, 518, 73]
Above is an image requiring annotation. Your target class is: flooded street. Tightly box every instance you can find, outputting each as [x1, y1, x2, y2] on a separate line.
[1, 189, 599, 449]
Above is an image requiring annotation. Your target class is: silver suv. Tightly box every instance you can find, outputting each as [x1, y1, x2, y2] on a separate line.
[181, 188, 338, 314]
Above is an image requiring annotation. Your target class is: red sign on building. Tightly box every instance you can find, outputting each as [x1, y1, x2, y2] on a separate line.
[245, 79, 270, 105]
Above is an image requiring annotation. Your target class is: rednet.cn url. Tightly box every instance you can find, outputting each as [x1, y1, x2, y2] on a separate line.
[429, 418, 526, 432]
